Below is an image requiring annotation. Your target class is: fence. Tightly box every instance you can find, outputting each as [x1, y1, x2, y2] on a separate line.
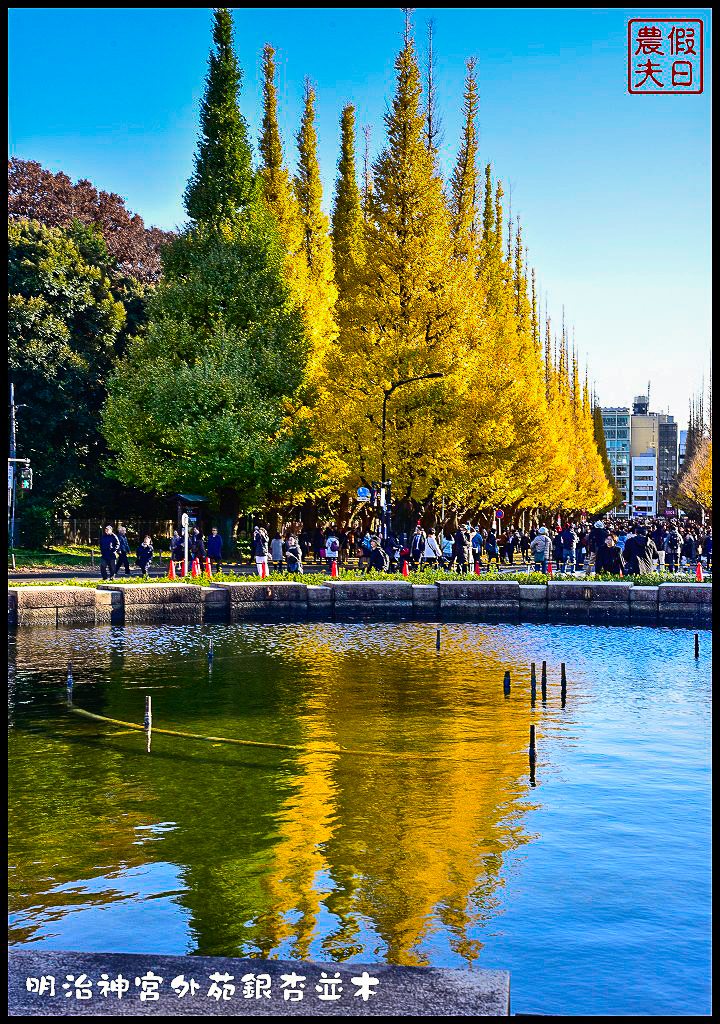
[52, 518, 176, 549]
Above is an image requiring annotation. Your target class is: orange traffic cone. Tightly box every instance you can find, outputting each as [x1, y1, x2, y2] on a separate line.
[547, 560, 553, 577]
[191, 558, 199, 578]
[402, 559, 409, 577]
[261, 560, 267, 578]
[696, 562, 704, 582]
[168, 560, 175, 580]
[475, 561, 482, 575]
[205, 558, 212, 577]
[331, 559, 338, 578]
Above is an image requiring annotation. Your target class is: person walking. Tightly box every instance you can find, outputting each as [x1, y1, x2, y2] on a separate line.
[664, 524, 681, 573]
[595, 533, 626, 576]
[285, 532, 304, 574]
[116, 525, 131, 577]
[325, 529, 340, 574]
[560, 523, 578, 574]
[252, 524, 270, 576]
[365, 536, 390, 573]
[270, 533, 284, 572]
[423, 528, 442, 569]
[485, 529, 499, 569]
[136, 535, 154, 579]
[171, 529, 185, 574]
[207, 527, 223, 574]
[529, 527, 552, 574]
[471, 526, 485, 571]
[681, 530, 697, 570]
[703, 527, 712, 572]
[440, 531, 455, 570]
[100, 524, 120, 581]
[453, 523, 473, 574]
[409, 524, 426, 569]
[190, 526, 206, 568]
[623, 525, 658, 575]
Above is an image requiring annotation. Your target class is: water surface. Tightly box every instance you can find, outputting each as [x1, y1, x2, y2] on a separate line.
[8, 622, 711, 1014]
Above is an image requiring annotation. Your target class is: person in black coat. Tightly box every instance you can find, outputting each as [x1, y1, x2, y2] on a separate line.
[116, 526, 131, 576]
[622, 526, 658, 575]
[136, 536, 153, 579]
[190, 527, 206, 565]
[99, 525, 120, 580]
[366, 538, 389, 573]
[594, 534, 626, 576]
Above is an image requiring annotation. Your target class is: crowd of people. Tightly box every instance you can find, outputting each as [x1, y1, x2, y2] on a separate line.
[95, 516, 711, 580]
[247, 517, 712, 578]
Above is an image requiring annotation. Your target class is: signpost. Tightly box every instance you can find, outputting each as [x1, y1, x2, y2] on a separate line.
[181, 512, 190, 577]
[495, 508, 504, 534]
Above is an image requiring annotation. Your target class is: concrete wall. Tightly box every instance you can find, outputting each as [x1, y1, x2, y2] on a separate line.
[8, 581, 712, 628]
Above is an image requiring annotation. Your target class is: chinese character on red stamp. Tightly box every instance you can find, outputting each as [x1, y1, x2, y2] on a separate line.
[628, 19, 703, 94]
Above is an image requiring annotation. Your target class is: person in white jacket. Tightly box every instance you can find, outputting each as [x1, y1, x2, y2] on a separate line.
[423, 528, 442, 568]
[529, 527, 552, 573]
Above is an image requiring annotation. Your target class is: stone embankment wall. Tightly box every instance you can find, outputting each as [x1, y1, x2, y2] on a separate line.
[8, 581, 712, 628]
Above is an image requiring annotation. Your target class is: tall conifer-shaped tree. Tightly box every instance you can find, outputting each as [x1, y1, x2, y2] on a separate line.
[318, 24, 477, 502]
[257, 44, 308, 302]
[294, 79, 338, 375]
[104, 9, 329, 532]
[184, 8, 254, 224]
[331, 104, 365, 297]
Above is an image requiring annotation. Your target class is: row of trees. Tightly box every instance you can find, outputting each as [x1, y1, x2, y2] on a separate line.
[103, 9, 614, 534]
[10, 9, 617, 539]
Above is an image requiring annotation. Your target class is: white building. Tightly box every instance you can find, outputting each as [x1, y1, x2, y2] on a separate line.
[631, 454, 657, 516]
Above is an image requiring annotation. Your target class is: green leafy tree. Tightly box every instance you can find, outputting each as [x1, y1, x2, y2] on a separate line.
[8, 219, 126, 515]
[184, 7, 254, 225]
[103, 8, 329, 535]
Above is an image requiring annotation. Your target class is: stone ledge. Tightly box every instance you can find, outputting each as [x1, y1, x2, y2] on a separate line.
[8, 950, 510, 1016]
[97, 584, 202, 605]
[658, 583, 712, 605]
[11, 585, 96, 609]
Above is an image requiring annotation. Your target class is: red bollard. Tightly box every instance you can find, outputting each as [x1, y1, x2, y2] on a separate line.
[261, 560, 267, 578]
[475, 561, 482, 576]
[191, 558, 199, 578]
[547, 561, 553, 577]
[168, 560, 176, 580]
[696, 562, 704, 582]
[205, 558, 213, 577]
[331, 559, 338, 578]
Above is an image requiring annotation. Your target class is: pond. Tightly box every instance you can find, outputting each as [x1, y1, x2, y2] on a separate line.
[8, 621, 711, 1015]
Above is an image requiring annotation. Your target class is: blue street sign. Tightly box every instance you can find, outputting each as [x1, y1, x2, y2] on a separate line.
[495, 509, 504, 519]
[357, 487, 371, 500]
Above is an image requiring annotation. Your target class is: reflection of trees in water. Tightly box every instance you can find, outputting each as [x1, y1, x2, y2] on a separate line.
[254, 635, 540, 965]
[8, 624, 541, 962]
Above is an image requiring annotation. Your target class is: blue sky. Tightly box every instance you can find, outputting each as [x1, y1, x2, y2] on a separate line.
[8, 7, 712, 426]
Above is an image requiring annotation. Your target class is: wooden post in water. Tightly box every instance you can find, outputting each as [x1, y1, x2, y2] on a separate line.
[436, 628, 441, 651]
[144, 695, 152, 731]
[208, 639, 214, 663]
[541, 660, 547, 702]
[503, 670, 511, 697]
[561, 662, 567, 707]
[529, 724, 537, 786]
[695, 633, 699, 659]
[530, 662, 537, 699]
[66, 662, 73, 703]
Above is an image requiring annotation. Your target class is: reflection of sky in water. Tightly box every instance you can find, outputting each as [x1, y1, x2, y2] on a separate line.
[8, 623, 711, 1014]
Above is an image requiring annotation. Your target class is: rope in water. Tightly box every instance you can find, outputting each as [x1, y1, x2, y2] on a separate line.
[68, 706, 460, 760]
